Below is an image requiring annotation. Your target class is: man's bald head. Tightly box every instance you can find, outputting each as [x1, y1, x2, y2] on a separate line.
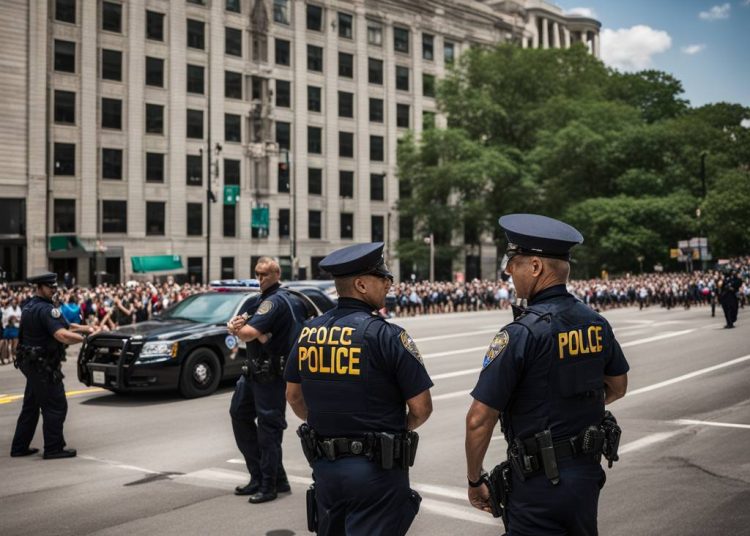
[255, 257, 281, 292]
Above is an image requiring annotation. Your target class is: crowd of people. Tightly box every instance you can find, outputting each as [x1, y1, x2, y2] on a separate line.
[1, 257, 748, 364]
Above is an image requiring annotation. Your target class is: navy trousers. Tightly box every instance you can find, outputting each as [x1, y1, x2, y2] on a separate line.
[229, 375, 287, 491]
[507, 461, 605, 536]
[312, 457, 421, 536]
[11, 363, 68, 455]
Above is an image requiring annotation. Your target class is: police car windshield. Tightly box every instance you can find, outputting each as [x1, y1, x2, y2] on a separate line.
[159, 292, 249, 324]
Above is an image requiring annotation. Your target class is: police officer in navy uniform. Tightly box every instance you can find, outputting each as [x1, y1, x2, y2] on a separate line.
[465, 215, 630, 536]
[718, 270, 741, 328]
[10, 272, 96, 459]
[285, 242, 433, 536]
[227, 257, 309, 503]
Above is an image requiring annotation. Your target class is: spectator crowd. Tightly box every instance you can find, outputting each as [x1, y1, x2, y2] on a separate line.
[1, 257, 748, 365]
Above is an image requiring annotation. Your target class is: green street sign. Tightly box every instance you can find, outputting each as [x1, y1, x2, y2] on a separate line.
[251, 206, 269, 230]
[223, 185, 240, 205]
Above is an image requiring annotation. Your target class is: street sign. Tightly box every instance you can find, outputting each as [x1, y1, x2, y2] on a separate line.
[670, 248, 680, 259]
[224, 185, 240, 205]
[251, 206, 269, 230]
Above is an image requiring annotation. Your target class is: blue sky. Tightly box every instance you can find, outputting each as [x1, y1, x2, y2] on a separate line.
[555, 0, 750, 108]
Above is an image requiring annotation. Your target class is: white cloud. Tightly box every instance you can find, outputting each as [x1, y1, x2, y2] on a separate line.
[743, 0, 750, 7]
[698, 3, 731, 20]
[565, 7, 597, 18]
[600, 25, 672, 71]
[681, 43, 706, 55]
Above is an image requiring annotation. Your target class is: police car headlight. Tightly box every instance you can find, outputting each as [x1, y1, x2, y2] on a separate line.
[137, 341, 178, 361]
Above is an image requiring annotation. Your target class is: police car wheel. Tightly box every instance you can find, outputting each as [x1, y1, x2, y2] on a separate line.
[179, 349, 222, 398]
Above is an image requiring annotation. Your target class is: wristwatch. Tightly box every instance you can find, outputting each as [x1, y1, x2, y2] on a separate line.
[468, 471, 488, 488]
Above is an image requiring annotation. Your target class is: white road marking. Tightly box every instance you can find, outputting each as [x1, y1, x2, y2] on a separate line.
[412, 482, 467, 501]
[226, 458, 245, 465]
[420, 497, 498, 526]
[415, 329, 498, 343]
[433, 389, 472, 401]
[674, 419, 750, 430]
[424, 346, 488, 360]
[431, 368, 481, 380]
[620, 329, 695, 348]
[79, 455, 162, 475]
[618, 431, 682, 455]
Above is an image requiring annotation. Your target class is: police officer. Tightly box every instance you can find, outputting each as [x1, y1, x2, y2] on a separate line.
[10, 272, 96, 459]
[227, 257, 309, 503]
[465, 215, 630, 536]
[718, 270, 741, 328]
[285, 242, 433, 536]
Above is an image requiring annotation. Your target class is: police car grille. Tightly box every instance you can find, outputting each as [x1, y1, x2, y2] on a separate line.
[88, 338, 128, 365]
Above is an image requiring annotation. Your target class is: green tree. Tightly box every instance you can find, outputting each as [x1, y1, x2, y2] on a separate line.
[606, 70, 689, 123]
[702, 169, 750, 255]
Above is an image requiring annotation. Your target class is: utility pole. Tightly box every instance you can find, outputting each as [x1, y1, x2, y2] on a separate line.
[424, 234, 434, 281]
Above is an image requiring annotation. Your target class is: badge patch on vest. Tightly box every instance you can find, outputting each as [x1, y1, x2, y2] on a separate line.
[257, 300, 273, 315]
[51, 308, 61, 319]
[400, 330, 424, 365]
[482, 330, 509, 369]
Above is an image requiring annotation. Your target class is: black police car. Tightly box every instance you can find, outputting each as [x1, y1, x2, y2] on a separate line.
[77, 281, 328, 398]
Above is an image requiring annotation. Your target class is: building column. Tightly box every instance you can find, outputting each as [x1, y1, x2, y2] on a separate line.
[292, 0, 309, 251]
[541, 18, 549, 49]
[127, 0, 146, 240]
[79, 0, 98, 241]
[593, 32, 600, 57]
[531, 17, 539, 48]
[552, 22, 561, 49]
[324, 4, 340, 247]
[563, 27, 571, 48]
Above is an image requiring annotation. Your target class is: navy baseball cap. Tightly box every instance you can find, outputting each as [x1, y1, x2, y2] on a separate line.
[319, 242, 393, 280]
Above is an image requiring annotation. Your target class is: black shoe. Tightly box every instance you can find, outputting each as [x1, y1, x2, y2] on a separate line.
[10, 448, 39, 457]
[43, 448, 77, 460]
[234, 480, 261, 496]
[276, 480, 291, 493]
[248, 490, 278, 504]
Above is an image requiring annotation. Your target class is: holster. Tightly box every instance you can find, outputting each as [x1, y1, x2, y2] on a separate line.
[245, 355, 278, 384]
[306, 483, 318, 533]
[488, 461, 512, 531]
[600, 411, 622, 468]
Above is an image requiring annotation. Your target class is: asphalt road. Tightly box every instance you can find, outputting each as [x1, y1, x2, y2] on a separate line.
[1, 304, 749, 536]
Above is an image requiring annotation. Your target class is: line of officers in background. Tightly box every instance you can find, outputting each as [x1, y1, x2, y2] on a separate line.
[11, 214, 630, 536]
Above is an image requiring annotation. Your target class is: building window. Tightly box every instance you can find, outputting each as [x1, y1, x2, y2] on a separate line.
[367, 21, 382, 46]
[395, 65, 409, 91]
[370, 173, 385, 200]
[54, 90, 75, 124]
[102, 1, 122, 33]
[307, 45, 323, 72]
[399, 215, 413, 240]
[339, 131, 354, 158]
[187, 154, 203, 185]
[187, 19, 205, 49]
[145, 56, 164, 87]
[187, 109, 204, 138]
[226, 0, 241, 13]
[221, 257, 235, 278]
[102, 200, 127, 233]
[225, 27, 242, 56]
[444, 41, 455, 64]
[54, 40, 75, 73]
[55, 0, 76, 23]
[423, 33, 434, 60]
[224, 159, 240, 185]
[54, 143, 75, 176]
[309, 210, 322, 239]
[307, 4, 323, 31]
[423, 73, 436, 97]
[273, 0, 289, 24]
[308, 126, 322, 154]
[225, 70, 242, 99]
[368, 57, 383, 84]
[340, 213, 353, 239]
[307, 86, 322, 112]
[279, 209, 290, 238]
[54, 199, 76, 233]
[370, 136, 384, 162]
[145, 103, 164, 134]
[225, 113, 241, 142]
[276, 121, 290, 150]
[101, 49, 122, 81]
[276, 80, 291, 107]
[102, 148, 123, 180]
[338, 12, 353, 39]
[101, 98, 122, 129]
[223, 205, 236, 237]
[339, 171, 354, 198]
[396, 103, 410, 128]
[338, 91, 354, 118]
[339, 52, 353, 78]
[275, 38, 290, 66]
[278, 161, 290, 192]
[394, 26, 409, 53]
[423, 111, 436, 130]
[369, 98, 383, 122]
[187, 202, 203, 236]
[146, 10, 164, 41]
[146, 201, 166, 235]
[146, 152, 164, 182]
[371, 215, 384, 242]
[308, 168, 322, 195]
[187, 64, 205, 94]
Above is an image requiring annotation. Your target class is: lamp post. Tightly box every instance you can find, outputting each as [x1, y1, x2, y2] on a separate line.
[424, 234, 434, 282]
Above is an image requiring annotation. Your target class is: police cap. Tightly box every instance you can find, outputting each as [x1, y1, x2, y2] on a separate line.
[28, 272, 59, 287]
[319, 242, 393, 280]
[499, 214, 583, 268]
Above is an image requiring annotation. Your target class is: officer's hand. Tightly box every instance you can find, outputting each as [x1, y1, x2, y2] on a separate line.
[468, 483, 492, 514]
[227, 315, 245, 334]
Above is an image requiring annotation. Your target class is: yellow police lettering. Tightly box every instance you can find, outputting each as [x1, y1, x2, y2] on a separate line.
[316, 327, 328, 344]
[558, 332, 568, 359]
[298, 346, 308, 370]
[348, 347, 361, 375]
[327, 326, 341, 344]
[335, 346, 348, 374]
[308, 346, 318, 372]
[298, 327, 310, 343]
[340, 327, 353, 345]
[558, 326, 604, 359]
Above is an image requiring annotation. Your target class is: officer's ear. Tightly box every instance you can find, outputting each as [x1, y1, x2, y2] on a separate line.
[529, 257, 544, 278]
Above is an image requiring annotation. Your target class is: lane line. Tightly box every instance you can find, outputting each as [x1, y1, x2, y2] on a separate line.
[424, 346, 488, 360]
[617, 431, 682, 455]
[674, 419, 750, 430]
[0, 387, 104, 405]
[431, 368, 481, 380]
[79, 455, 162, 475]
[433, 389, 472, 402]
[420, 497, 497, 526]
[620, 329, 695, 348]
[415, 329, 497, 343]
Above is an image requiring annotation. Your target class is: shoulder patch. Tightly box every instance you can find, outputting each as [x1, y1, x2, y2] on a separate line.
[482, 330, 509, 369]
[257, 300, 274, 315]
[399, 330, 424, 365]
[50, 308, 61, 319]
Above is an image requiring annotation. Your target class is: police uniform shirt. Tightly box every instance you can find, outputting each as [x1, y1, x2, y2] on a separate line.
[21, 296, 70, 347]
[471, 284, 629, 442]
[246, 283, 307, 356]
[285, 297, 433, 437]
